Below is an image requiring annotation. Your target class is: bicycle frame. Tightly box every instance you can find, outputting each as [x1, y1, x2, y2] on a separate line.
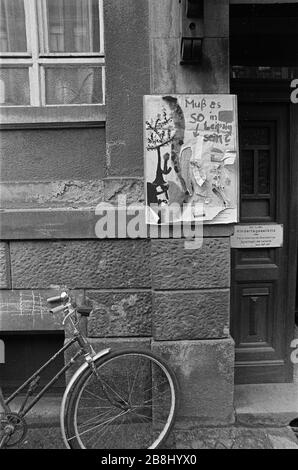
[1, 291, 164, 449]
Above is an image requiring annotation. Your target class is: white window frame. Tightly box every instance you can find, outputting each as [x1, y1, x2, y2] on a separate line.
[0, 0, 105, 121]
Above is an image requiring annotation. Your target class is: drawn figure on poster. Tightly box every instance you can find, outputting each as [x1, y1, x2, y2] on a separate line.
[180, 140, 236, 214]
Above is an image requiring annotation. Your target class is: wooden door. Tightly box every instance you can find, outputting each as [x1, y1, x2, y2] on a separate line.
[231, 103, 293, 384]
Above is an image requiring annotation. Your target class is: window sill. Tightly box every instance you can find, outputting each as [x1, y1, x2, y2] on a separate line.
[0, 207, 235, 240]
[0, 105, 106, 129]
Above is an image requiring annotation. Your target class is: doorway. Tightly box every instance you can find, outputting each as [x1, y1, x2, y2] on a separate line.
[231, 101, 295, 383]
[230, 3, 298, 385]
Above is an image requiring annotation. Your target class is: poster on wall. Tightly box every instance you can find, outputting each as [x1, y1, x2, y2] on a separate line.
[144, 94, 239, 225]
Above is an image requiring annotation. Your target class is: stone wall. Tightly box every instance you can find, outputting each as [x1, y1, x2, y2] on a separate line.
[0, 0, 235, 431]
[0, 233, 234, 426]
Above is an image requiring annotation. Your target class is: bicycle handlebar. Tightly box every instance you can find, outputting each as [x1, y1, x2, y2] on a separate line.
[50, 304, 67, 315]
[47, 295, 62, 304]
[47, 291, 92, 318]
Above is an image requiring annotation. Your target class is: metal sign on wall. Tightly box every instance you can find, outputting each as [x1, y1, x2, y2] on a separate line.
[230, 224, 284, 249]
[144, 94, 239, 225]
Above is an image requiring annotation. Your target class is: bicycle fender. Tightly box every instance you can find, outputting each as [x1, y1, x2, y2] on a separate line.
[60, 348, 111, 449]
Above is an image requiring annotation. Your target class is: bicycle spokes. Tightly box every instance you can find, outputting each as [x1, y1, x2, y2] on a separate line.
[66, 351, 177, 449]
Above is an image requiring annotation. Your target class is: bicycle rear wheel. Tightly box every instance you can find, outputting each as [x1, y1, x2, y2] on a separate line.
[65, 349, 178, 449]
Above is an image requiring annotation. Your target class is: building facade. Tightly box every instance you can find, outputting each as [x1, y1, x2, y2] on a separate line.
[0, 0, 297, 434]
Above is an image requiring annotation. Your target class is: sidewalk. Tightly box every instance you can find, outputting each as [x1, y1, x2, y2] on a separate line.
[9, 382, 298, 449]
[15, 423, 298, 449]
[174, 425, 298, 449]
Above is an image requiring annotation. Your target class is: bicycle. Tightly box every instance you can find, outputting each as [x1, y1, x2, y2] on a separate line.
[0, 290, 179, 449]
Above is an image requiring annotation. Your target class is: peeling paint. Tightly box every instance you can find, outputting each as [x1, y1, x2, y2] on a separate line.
[104, 179, 144, 204]
[0, 181, 104, 209]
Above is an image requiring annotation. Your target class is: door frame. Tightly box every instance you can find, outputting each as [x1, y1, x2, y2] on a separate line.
[231, 79, 298, 382]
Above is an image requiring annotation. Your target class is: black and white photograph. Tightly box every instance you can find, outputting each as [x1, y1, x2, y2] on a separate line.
[0, 0, 298, 456]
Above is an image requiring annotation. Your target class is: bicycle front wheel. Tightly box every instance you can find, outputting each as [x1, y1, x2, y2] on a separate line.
[65, 349, 178, 449]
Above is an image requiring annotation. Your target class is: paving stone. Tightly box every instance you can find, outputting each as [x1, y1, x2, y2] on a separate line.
[268, 428, 298, 449]
[16, 426, 65, 449]
[14, 425, 298, 449]
[175, 426, 298, 450]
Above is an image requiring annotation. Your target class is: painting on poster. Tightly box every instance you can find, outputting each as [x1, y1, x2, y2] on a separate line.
[144, 94, 239, 225]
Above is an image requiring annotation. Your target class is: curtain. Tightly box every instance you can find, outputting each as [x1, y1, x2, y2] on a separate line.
[45, 66, 102, 105]
[0, 0, 27, 52]
[0, 1, 29, 105]
[45, 0, 101, 104]
[47, 0, 99, 53]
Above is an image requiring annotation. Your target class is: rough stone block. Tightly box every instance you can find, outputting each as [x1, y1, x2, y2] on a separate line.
[86, 290, 152, 337]
[10, 240, 151, 289]
[151, 239, 230, 290]
[0, 243, 10, 289]
[152, 338, 235, 426]
[153, 290, 230, 340]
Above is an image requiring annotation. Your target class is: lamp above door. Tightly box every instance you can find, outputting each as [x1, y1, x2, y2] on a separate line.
[180, 0, 204, 64]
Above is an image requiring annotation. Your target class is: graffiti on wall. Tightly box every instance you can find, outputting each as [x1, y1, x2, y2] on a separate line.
[144, 94, 239, 225]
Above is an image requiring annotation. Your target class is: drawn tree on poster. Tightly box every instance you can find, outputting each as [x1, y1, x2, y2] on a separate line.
[146, 108, 176, 188]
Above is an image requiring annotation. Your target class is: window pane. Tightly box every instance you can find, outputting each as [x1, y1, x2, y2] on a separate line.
[0, 68, 30, 105]
[241, 150, 254, 195]
[241, 127, 270, 146]
[0, 0, 27, 52]
[258, 150, 271, 194]
[241, 199, 271, 221]
[45, 0, 101, 53]
[44, 66, 103, 104]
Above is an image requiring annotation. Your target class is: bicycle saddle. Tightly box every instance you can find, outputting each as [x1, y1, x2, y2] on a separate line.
[76, 305, 92, 316]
